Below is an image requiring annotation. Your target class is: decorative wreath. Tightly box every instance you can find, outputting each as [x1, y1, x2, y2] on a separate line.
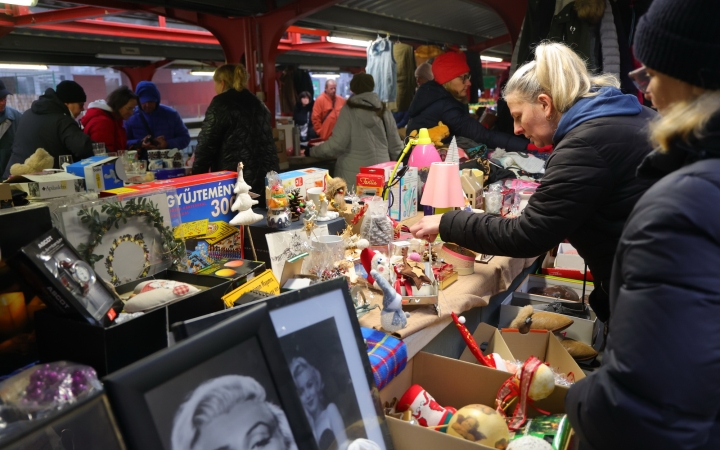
[104, 233, 151, 285]
[77, 197, 184, 283]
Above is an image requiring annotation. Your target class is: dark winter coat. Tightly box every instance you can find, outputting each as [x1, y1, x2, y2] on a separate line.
[191, 88, 279, 198]
[0, 106, 22, 179]
[81, 101, 127, 152]
[4, 89, 93, 178]
[439, 88, 656, 321]
[406, 80, 529, 152]
[124, 82, 190, 150]
[566, 112, 720, 450]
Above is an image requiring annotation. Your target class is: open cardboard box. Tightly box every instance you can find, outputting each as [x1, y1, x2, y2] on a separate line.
[500, 295, 597, 345]
[459, 322, 514, 368]
[381, 352, 576, 450]
[500, 329, 585, 393]
[541, 247, 594, 282]
[514, 274, 593, 306]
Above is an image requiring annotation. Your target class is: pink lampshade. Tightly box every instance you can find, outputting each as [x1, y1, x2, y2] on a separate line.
[421, 162, 466, 208]
[407, 143, 442, 168]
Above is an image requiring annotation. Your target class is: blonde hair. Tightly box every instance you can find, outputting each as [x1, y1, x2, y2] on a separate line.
[650, 89, 720, 152]
[503, 42, 619, 114]
[213, 63, 247, 92]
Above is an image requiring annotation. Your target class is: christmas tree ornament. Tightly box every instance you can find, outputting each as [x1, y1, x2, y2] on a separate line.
[230, 163, 263, 227]
[446, 136, 460, 164]
[229, 163, 263, 260]
[507, 436, 554, 450]
[287, 188, 305, 221]
[446, 404, 510, 448]
[396, 384, 456, 430]
[371, 269, 409, 333]
[497, 356, 555, 431]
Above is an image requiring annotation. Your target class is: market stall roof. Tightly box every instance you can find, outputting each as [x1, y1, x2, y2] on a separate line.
[0, 0, 517, 68]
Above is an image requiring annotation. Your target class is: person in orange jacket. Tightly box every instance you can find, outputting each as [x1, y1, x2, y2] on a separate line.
[311, 80, 345, 140]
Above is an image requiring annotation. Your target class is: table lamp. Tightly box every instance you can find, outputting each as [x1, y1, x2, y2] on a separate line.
[420, 162, 466, 214]
[407, 128, 442, 168]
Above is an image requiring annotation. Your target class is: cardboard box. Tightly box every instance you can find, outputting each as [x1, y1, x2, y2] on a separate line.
[273, 128, 287, 154]
[356, 172, 384, 197]
[381, 352, 575, 450]
[541, 245, 594, 281]
[389, 166, 418, 222]
[34, 304, 167, 377]
[500, 329, 586, 394]
[500, 294, 597, 345]
[266, 168, 328, 200]
[102, 171, 237, 224]
[514, 274, 594, 306]
[5, 172, 85, 199]
[65, 156, 126, 191]
[276, 124, 294, 153]
[459, 322, 515, 367]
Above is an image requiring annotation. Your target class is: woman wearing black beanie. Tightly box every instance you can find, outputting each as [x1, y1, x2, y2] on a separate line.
[566, 0, 720, 448]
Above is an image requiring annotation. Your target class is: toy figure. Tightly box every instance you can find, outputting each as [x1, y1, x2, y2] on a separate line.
[326, 176, 348, 213]
[302, 200, 318, 228]
[360, 248, 392, 286]
[371, 269, 409, 333]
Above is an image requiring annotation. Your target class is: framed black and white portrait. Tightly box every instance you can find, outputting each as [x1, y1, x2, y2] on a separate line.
[103, 304, 317, 450]
[172, 279, 394, 450]
[266, 279, 393, 450]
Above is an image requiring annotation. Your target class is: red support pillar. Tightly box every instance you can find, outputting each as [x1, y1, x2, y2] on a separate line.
[256, 0, 342, 118]
[116, 62, 167, 89]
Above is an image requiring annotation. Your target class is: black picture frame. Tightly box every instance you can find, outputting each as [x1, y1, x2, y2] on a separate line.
[173, 279, 394, 450]
[103, 304, 317, 450]
[0, 393, 126, 450]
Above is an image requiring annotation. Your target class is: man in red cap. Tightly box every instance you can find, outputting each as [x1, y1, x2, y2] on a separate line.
[406, 51, 529, 152]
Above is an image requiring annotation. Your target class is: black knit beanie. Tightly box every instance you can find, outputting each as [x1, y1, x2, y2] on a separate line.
[634, 0, 720, 90]
[55, 80, 87, 103]
[350, 73, 375, 95]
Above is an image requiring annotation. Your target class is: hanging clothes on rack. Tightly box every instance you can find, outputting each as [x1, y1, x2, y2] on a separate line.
[366, 36, 397, 103]
[279, 67, 297, 115]
[464, 51, 485, 103]
[514, 0, 557, 70]
[414, 45, 443, 66]
[393, 41, 416, 112]
[292, 68, 314, 99]
[547, 0, 604, 71]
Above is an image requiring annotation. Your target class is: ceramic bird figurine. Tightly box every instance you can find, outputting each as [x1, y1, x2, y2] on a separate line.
[372, 269, 409, 333]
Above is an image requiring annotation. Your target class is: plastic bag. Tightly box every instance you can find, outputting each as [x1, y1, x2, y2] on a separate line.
[0, 362, 102, 420]
[360, 197, 394, 246]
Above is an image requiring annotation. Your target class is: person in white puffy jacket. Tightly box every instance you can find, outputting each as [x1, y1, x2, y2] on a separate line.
[309, 73, 403, 183]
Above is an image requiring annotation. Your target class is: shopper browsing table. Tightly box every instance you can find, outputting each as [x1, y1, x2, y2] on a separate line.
[4, 80, 93, 178]
[406, 51, 529, 152]
[81, 86, 138, 152]
[566, 1, 720, 448]
[410, 42, 656, 323]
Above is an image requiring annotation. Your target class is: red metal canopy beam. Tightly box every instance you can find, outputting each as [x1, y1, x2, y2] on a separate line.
[33, 20, 219, 45]
[12, 6, 125, 26]
[286, 25, 328, 37]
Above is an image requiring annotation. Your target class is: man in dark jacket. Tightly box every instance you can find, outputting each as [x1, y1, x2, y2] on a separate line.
[4, 80, 92, 178]
[125, 81, 190, 152]
[412, 87, 656, 322]
[406, 52, 529, 152]
[0, 80, 22, 178]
